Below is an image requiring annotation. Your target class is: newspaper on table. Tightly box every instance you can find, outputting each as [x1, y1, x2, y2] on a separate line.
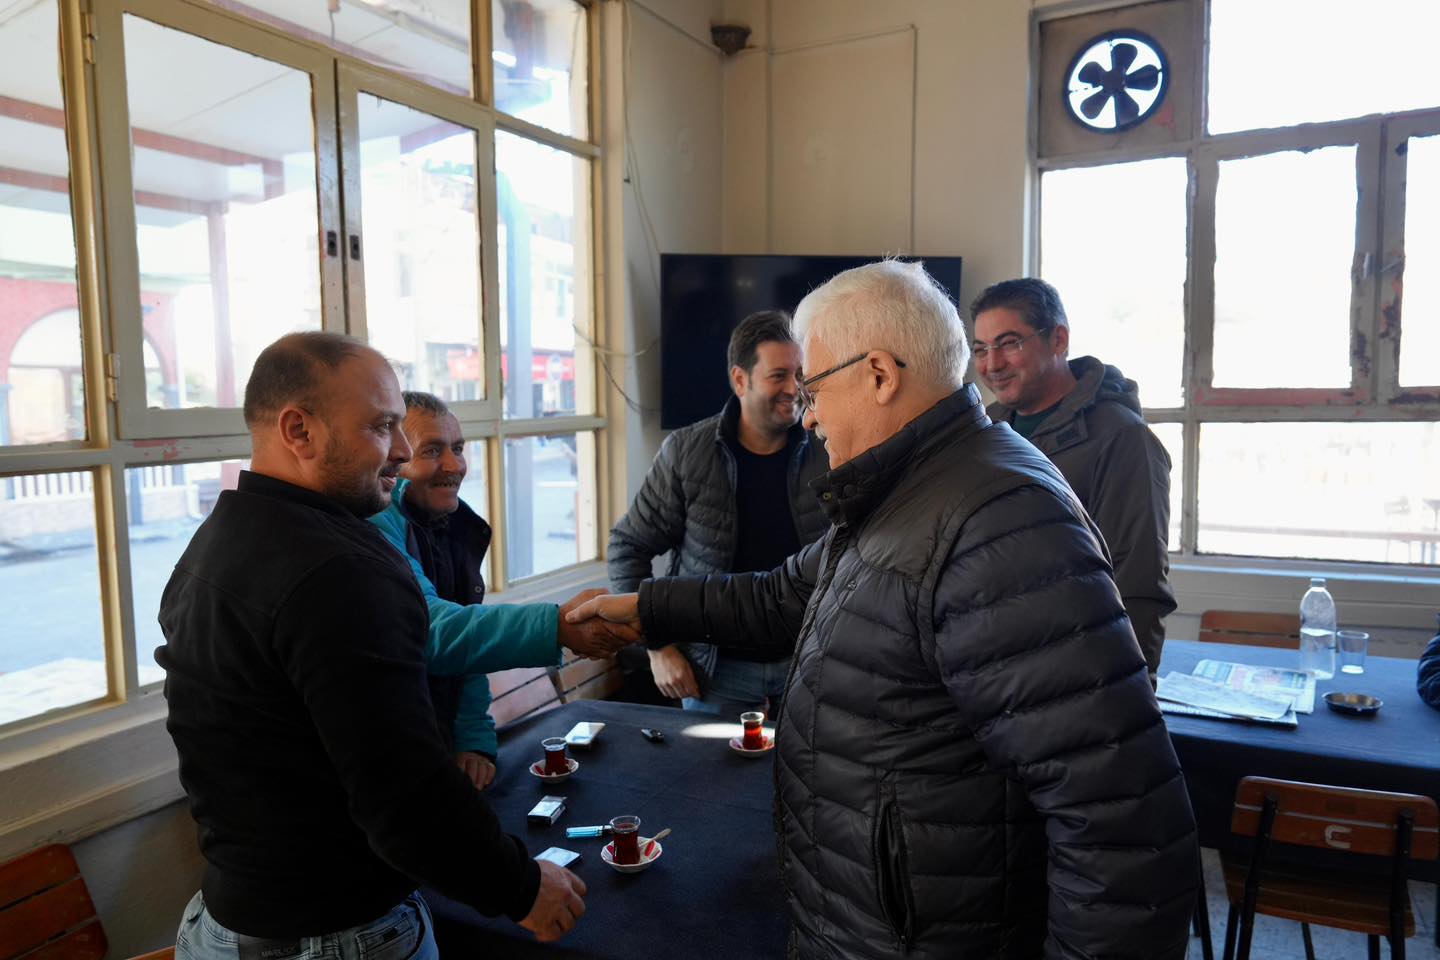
[1155, 672, 1295, 721]
[1158, 699, 1299, 729]
[1191, 659, 1317, 714]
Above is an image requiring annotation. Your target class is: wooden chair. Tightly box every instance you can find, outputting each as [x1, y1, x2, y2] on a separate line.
[487, 654, 623, 728]
[1220, 776, 1439, 960]
[488, 666, 563, 727]
[1200, 610, 1301, 649]
[0, 843, 177, 960]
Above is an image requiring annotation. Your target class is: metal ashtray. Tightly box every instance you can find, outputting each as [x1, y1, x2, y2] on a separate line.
[1323, 692, 1383, 717]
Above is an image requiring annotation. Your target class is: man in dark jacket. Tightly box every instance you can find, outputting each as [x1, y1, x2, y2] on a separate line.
[972, 278, 1176, 676]
[608, 311, 828, 715]
[158, 333, 586, 958]
[569, 262, 1199, 959]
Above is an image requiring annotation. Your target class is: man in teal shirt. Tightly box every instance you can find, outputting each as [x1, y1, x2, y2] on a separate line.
[370, 392, 633, 787]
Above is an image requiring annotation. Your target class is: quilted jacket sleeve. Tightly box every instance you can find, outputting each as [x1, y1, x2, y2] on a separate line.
[638, 538, 823, 655]
[608, 431, 689, 592]
[930, 483, 1198, 960]
[1087, 421, 1176, 676]
[1419, 630, 1440, 710]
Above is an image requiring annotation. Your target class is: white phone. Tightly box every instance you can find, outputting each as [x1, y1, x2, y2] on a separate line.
[564, 721, 605, 748]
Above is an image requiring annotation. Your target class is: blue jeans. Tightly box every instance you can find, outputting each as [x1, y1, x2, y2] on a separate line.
[175, 892, 438, 960]
[682, 655, 790, 720]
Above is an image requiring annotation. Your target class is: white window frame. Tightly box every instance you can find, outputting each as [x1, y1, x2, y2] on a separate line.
[1031, 0, 1440, 585]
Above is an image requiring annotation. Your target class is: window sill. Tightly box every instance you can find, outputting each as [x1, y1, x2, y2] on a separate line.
[0, 560, 618, 859]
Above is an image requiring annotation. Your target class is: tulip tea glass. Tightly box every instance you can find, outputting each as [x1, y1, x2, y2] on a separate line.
[611, 815, 642, 864]
[740, 711, 766, 751]
[542, 736, 569, 775]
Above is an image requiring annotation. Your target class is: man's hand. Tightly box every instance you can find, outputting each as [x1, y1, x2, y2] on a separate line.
[456, 751, 495, 790]
[518, 860, 587, 942]
[557, 588, 641, 659]
[562, 592, 641, 629]
[648, 644, 700, 701]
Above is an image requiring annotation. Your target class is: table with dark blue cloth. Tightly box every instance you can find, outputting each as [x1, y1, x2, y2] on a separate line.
[424, 700, 788, 958]
[1163, 638, 1440, 947]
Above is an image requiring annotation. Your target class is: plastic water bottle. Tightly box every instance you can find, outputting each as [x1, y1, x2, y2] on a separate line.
[1298, 578, 1337, 679]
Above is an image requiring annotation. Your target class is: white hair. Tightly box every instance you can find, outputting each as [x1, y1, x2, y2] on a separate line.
[791, 260, 969, 392]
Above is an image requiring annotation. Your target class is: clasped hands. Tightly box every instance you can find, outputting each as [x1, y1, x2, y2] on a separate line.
[555, 589, 643, 659]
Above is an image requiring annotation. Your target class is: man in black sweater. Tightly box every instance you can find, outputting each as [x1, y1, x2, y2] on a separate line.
[158, 332, 585, 958]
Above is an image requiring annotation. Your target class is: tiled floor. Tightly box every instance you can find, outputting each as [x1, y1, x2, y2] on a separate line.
[1189, 849, 1440, 959]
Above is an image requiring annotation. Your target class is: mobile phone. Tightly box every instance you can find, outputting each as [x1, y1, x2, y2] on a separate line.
[564, 721, 605, 748]
[527, 795, 566, 826]
[535, 846, 582, 868]
[640, 727, 666, 743]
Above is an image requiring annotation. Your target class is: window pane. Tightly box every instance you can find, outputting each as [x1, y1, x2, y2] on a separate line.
[456, 439, 491, 587]
[127, 460, 246, 682]
[1040, 158, 1187, 408]
[496, 131, 591, 418]
[1213, 147, 1354, 389]
[1197, 422, 1440, 565]
[1209, 0, 1440, 134]
[492, 0, 588, 139]
[0, 2, 86, 446]
[0, 471, 105, 724]
[202, 0, 472, 95]
[504, 432, 596, 579]
[1151, 422, 1183, 551]
[357, 95, 483, 401]
[1400, 133, 1440, 386]
[124, 16, 322, 411]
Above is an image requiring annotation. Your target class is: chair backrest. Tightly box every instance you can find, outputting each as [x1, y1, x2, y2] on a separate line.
[555, 653, 622, 705]
[0, 844, 107, 960]
[1231, 777, 1440, 860]
[488, 666, 563, 727]
[1200, 610, 1301, 649]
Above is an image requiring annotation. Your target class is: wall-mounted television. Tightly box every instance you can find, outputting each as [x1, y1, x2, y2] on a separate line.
[659, 254, 963, 429]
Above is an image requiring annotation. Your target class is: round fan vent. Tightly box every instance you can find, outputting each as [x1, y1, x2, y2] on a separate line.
[1063, 31, 1169, 133]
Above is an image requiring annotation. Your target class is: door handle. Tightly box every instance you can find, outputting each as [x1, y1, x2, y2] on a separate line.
[349, 234, 362, 261]
[325, 230, 338, 257]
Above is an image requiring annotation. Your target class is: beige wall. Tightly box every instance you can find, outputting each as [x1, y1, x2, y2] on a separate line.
[719, 0, 1035, 313]
[609, 0, 728, 508]
[72, 802, 205, 957]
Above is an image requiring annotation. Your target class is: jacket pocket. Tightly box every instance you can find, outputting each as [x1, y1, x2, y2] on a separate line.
[873, 797, 917, 951]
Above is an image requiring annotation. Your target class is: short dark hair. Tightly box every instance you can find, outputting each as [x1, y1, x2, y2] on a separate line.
[726, 310, 795, 375]
[242, 331, 368, 427]
[402, 391, 449, 418]
[969, 278, 1069, 334]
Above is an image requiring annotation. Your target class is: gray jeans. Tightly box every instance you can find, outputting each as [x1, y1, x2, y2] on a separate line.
[174, 892, 437, 960]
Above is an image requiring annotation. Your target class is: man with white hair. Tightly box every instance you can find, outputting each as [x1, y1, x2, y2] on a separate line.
[566, 261, 1198, 958]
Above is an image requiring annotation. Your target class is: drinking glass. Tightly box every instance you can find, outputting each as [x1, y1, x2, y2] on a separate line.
[542, 736, 569, 775]
[610, 815, 641, 864]
[1337, 630, 1369, 675]
[740, 711, 766, 750]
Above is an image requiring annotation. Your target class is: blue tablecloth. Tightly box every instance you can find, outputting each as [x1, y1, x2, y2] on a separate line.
[424, 700, 788, 959]
[1161, 639, 1440, 881]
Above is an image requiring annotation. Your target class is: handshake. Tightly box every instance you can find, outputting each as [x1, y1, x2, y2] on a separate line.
[555, 590, 642, 660]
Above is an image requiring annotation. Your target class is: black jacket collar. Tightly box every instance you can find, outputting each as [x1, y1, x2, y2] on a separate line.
[811, 384, 989, 527]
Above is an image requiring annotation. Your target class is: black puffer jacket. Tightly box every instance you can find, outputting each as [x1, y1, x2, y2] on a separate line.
[988, 357, 1176, 675]
[609, 396, 829, 673]
[639, 385, 1198, 959]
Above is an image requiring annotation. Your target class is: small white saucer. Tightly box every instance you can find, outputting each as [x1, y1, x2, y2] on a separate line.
[528, 757, 579, 782]
[602, 839, 663, 874]
[728, 735, 774, 757]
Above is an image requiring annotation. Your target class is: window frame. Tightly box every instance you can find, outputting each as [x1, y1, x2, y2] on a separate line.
[0, 0, 607, 750]
[1031, 0, 1440, 567]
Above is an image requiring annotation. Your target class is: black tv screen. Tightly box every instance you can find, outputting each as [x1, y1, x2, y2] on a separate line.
[659, 254, 963, 429]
